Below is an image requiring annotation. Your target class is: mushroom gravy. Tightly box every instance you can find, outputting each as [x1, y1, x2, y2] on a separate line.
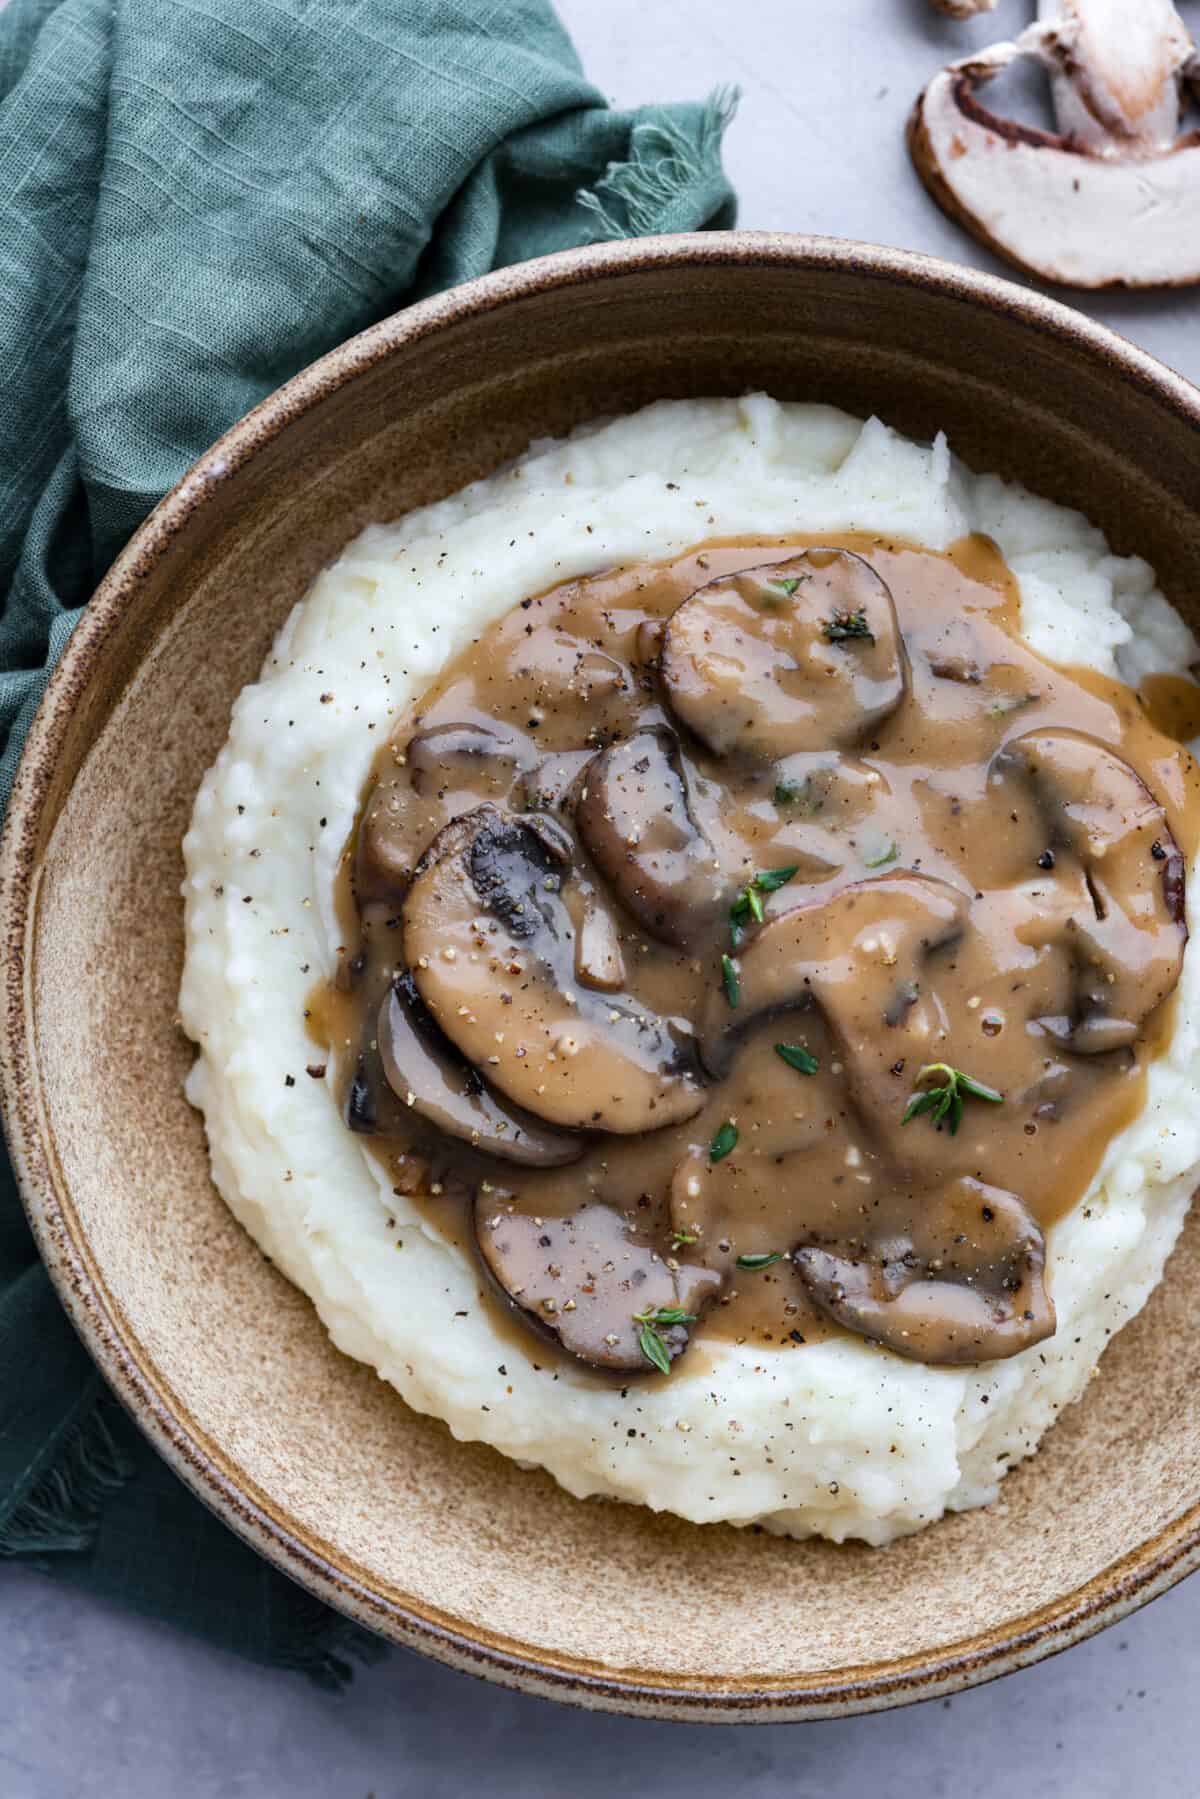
[311, 534, 1199, 1375]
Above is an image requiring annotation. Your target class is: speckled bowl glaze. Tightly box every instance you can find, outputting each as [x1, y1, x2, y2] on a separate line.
[3, 235, 1200, 1722]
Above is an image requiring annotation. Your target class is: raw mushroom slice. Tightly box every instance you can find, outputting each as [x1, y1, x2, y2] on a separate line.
[989, 730, 1187, 1052]
[575, 729, 726, 948]
[475, 1200, 722, 1373]
[909, 0, 1200, 289]
[794, 1179, 1055, 1363]
[700, 873, 971, 1185]
[660, 550, 908, 759]
[357, 720, 537, 901]
[378, 971, 584, 1167]
[403, 807, 706, 1134]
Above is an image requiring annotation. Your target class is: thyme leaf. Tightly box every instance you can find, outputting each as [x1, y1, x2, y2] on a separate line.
[736, 1251, 784, 1271]
[710, 1120, 738, 1163]
[729, 865, 799, 944]
[721, 953, 740, 1008]
[633, 1305, 699, 1375]
[775, 1043, 819, 1075]
[822, 609, 875, 645]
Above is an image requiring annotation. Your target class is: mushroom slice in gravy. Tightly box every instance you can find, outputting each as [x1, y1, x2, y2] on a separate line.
[701, 872, 967, 1083]
[794, 1179, 1055, 1364]
[990, 730, 1187, 1053]
[403, 807, 705, 1134]
[378, 971, 584, 1168]
[660, 549, 908, 758]
[575, 729, 725, 947]
[476, 1200, 722, 1373]
[357, 720, 537, 902]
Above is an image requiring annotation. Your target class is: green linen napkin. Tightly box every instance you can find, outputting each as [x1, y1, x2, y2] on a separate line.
[0, 0, 735, 1684]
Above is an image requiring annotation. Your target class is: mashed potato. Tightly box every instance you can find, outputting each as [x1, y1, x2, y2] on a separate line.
[180, 397, 1200, 1544]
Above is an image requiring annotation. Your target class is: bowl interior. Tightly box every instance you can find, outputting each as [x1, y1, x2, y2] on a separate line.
[9, 241, 1200, 1717]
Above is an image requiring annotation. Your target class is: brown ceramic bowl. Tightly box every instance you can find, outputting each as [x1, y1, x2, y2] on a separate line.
[3, 234, 1200, 1722]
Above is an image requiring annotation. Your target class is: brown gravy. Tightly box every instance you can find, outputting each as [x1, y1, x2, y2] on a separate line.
[311, 534, 1200, 1374]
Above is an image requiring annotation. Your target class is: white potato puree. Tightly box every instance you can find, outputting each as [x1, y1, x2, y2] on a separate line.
[181, 396, 1200, 1543]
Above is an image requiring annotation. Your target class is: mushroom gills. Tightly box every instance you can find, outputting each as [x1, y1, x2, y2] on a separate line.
[475, 1200, 722, 1373]
[575, 728, 726, 947]
[378, 971, 584, 1167]
[794, 1179, 1055, 1364]
[659, 549, 909, 759]
[403, 807, 705, 1133]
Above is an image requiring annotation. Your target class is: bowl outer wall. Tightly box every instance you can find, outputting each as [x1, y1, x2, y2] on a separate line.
[3, 234, 1200, 1722]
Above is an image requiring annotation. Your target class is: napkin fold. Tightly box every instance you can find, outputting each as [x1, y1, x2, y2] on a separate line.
[0, 0, 735, 1682]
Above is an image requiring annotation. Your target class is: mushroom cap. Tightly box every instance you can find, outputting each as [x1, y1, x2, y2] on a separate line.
[575, 728, 726, 948]
[795, 1179, 1056, 1364]
[909, 27, 1200, 290]
[403, 807, 706, 1135]
[660, 550, 909, 759]
[475, 1200, 722, 1374]
[377, 972, 584, 1168]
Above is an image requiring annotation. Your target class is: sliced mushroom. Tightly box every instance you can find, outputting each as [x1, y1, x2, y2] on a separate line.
[660, 550, 908, 759]
[475, 1200, 722, 1373]
[910, 0, 1200, 289]
[518, 748, 594, 814]
[337, 954, 413, 1136]
[701, 873, 967, 1081]
[575, 729, 725, 947]
[794, 1179, 1055, 1364]
[378, 971, 583, 1167]
[403, 807, 705, 1134]
[406, 720, 538, 790]
[701, 873, 971, 1184]
[356, 721, 537, 901]
[989, 730, 1187, 1052]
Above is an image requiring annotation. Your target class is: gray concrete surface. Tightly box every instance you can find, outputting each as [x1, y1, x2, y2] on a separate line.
[5, 2, 1200, 1792]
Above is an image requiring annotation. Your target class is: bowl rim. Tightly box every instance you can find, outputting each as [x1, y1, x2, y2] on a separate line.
[4, 229, 1200, 1722]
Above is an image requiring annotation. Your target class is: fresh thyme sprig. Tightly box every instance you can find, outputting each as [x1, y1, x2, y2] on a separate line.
[901, 1062, 1004, 1135]
[634, 1305, 698, 1375]
[729, 865, 799, 944]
